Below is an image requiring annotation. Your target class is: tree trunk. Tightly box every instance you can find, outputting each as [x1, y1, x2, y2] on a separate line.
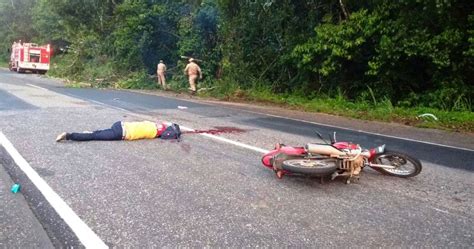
[339, 0, 350, 20]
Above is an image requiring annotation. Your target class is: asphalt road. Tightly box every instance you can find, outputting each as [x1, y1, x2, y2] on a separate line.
[0, 69, 473, 247]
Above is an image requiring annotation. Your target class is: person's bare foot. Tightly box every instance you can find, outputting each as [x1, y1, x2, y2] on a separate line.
[56, 132, 67, 142]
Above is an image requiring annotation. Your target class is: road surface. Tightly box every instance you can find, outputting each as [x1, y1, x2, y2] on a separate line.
[0, 69, 473, 247]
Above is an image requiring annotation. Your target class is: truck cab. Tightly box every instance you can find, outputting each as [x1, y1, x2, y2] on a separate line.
[9, 41, 51, 74]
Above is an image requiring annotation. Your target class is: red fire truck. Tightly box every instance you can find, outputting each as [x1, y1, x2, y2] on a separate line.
[9, 41, 51, 74]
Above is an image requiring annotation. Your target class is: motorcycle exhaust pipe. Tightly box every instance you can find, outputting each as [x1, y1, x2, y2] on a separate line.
[367, 163, 396, 169]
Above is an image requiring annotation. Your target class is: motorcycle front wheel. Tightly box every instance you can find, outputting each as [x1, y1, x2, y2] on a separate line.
[282, 158, 337, 175]
[372, 150, 422, 178]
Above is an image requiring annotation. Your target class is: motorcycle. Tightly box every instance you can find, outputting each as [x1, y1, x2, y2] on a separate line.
[261, 131, 422, 184]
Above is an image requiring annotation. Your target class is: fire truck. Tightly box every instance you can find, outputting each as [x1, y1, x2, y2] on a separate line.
[9, 41, 51, 74]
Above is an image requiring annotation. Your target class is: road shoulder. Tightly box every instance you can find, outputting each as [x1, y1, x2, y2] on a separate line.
[0, 161, 53, 248]
[129, 89, 474, 151]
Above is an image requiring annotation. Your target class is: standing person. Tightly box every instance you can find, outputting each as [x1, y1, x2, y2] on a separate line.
[55, 120, 181, 142]
[184, 58, 202, 93]
[156, 60, 167, 89]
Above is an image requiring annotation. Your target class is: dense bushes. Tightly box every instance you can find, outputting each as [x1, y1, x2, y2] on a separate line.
[1, 0, 472, 113]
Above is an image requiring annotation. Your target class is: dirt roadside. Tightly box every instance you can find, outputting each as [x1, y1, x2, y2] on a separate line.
[129, 89, 474, 151]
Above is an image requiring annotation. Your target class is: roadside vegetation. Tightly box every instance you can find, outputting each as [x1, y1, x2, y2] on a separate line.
[197, 82, 473, 132]
[0, 60, 8, 68]
[0, 0, 472, 132]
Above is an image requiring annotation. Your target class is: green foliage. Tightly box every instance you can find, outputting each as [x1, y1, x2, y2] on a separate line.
[245, 82, 285, 104]
[0, 0, 472, 131]
[237, 85, 473, 132]
[204, 77, 243, 99]
[0, 0, 37, 59]
[466, 14, 474, 57]
[0, 59, 8, 68]
[48, 54, 116, 87]
[116, 71, 156, 89]
[217, 0, 332, 90]
[112, 1, 153, 72]
[32, 0, 66, 43]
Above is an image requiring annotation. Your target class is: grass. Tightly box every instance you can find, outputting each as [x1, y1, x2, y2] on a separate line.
[41, 59, 474, 133]
[0, 60, 9, 68]
[198, 81, 474, 133]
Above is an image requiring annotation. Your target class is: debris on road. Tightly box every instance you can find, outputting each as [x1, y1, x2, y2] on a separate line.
[177, 106, 188, 109]
[417, 113, 438, 121]
[11, 183, 21, 193]
[197, 87, 215, 92]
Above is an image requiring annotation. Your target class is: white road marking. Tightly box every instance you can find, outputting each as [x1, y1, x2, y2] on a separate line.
[48, 90, 271, 154]
[0, 132, 108, 249]
[27, 83, 130, 113]
[25, 83, 473, 154]
[238, 109, 474, 153]
[87, 98, 130, 113]
[432, 207, 450, 214]
[26, 83, 45, 90]
[199, 132, 269, 153]
[163, 122, 270, 154]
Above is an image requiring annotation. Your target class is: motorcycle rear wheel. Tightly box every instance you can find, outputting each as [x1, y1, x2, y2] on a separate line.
[372, 150, 422, 178]
[282, 158, 337, 175]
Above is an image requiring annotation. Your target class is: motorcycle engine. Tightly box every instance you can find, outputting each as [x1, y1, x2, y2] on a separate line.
[338, 148, 365, 176]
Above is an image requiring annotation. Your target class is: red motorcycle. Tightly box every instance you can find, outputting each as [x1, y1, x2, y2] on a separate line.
[261, 132, 422, 183]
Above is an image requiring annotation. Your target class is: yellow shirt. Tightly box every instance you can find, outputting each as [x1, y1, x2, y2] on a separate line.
[123, 121, 157, 140]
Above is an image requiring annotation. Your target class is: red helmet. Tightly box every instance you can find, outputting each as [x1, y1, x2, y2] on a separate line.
[156, 122, 167, 137]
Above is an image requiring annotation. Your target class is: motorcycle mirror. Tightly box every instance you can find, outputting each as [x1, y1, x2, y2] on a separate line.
[315, 130, 324, 140]
[330, 132, 337, 144]
[315, 130, 330, 144]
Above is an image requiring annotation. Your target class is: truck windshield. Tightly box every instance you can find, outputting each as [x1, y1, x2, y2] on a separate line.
[30, 52, 40, 62]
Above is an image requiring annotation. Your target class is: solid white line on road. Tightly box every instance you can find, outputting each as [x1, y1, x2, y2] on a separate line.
[0, 132, 108, 249]
[26, 83, 46, 90]
[239, 109, 474, 153]
[432, 207, 450, 214]
[27, 82, 473, 152]
[87, 98, 130, 113]
[132, 87, 474, 153]
[27, 82, 471, 154]
[199, 132, 270, 154]
[162, 122, 270, 154]
[60, 93, 471, 156]
[27, 83, 131, 113]
[53, 92, 271, 154]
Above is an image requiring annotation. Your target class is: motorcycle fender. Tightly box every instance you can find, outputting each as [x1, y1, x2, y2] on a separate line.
[272, 152, 304, 171]
[369, 144, 386, 160]
[261, 146, 306, 168]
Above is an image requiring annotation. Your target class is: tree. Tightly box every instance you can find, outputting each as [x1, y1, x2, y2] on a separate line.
[293, 0, 473, 110]
[0, 0, 38, 58]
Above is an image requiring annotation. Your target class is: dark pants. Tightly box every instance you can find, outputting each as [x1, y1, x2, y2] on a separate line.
[66, 121, 123, 141]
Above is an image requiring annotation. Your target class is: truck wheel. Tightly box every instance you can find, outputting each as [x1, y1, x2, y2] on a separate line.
[15, 62, 20, 73]
[16, 64, 25, 73]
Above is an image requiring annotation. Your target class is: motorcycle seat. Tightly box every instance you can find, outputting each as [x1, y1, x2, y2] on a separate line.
[306, 143, 346, 156]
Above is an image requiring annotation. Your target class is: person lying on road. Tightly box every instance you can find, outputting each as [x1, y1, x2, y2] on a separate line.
[56, 120, 180, 142]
